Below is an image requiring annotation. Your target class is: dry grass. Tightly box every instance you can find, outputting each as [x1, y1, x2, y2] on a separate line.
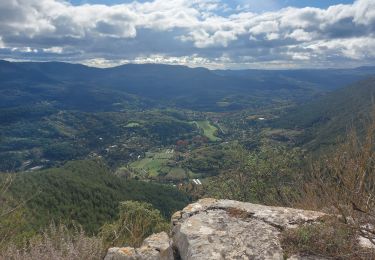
[291, 111, 375, 257]
[0, 223, 104, 260]
[281, 217, 373, 259]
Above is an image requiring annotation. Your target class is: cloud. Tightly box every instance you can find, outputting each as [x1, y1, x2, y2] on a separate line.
[0, 0, 374, 68]
[81, 54, 218, 68]
[306, 37, 375, 60]
[43, 47, 64, 54]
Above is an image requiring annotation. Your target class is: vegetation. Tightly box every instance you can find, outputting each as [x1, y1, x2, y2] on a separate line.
[273, 77, 375, 150]
[6, 160, 189, 238]
[0, 175, 28, 250]
[129, 150, 175, 178]
[281, 217, 372, 259]
[0, 223, 104, 260]
[100, 201, 169, 248]
[295, 113, 375, 250]
[1, 61, 375, 257]
[0, 161, 186, 258]
[193, 120, 221, 142]
[205, 143, 302, 206]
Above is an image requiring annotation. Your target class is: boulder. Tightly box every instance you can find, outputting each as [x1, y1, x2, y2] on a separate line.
[171, 199, 325, 260]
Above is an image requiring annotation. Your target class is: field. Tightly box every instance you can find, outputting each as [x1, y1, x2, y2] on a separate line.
[128, 149, 190, 181]
[193, 120, 221, 142]
[125, 122, 141, 128]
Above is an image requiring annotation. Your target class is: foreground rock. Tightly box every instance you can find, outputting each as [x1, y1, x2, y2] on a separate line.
[104, 232, 173, 260]
[105, 199, 326, 260]
[172, 199, 325, 260]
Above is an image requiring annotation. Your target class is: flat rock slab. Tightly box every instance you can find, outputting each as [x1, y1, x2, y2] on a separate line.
[174, 209, 283, 259]
[106, 199, 327, 260]
[172, 199, 325, 260]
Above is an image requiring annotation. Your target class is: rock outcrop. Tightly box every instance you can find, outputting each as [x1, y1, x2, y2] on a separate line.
[105, 198, 326, 260]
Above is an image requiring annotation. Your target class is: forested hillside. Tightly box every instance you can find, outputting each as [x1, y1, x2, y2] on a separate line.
[2, 160, 190, 239]
[272, 77, 375, 149]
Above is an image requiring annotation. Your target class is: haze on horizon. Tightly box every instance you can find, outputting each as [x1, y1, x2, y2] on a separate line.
[0, 0, 374, 69]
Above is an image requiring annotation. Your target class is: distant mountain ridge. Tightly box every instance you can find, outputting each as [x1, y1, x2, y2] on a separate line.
[215, 66, 375, 91]
[1, 60, 375, 112]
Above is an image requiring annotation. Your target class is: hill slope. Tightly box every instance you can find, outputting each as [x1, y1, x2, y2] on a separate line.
[272, 77, 375, 148]
[8, 160, 190, 235]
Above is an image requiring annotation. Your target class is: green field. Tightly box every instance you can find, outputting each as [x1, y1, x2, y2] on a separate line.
[128, 149, 190, 181]
[193, 120, 221, 142]
[125, 122, 141, 128]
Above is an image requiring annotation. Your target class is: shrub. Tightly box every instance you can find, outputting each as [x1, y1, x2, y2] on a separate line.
[297, 114, 375, 248]
[281, 217, 370, 259]
[206, 143, 302, 206]
[100, 201, 169, 248]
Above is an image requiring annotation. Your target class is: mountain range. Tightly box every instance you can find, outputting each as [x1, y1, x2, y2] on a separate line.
[2, 60, 375, 112]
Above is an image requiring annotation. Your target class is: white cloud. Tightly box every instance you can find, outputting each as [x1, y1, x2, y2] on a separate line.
[11, 47, 38, 53]
[0, 0, 374, 68]
[81, 54, 224, 69]
[43, 47, 64, 54]
[249, 21, 279, 35]
[353, 0, 375, 25]
[287, 29, 314, 42]
[306, 37, 375, 60]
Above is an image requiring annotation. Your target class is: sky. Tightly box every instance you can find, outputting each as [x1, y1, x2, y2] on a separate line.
[69, 0, 355, 10]
[0, 0, 374, 69]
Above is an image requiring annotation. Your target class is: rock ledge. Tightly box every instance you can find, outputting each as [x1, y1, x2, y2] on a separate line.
[105, 199, 326, 260]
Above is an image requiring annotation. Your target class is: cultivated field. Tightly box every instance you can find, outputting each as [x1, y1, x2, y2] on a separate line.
[193, 120, 221, 142]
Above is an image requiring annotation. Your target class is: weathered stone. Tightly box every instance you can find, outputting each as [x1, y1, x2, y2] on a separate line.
[141, 232, 174, 260]
[288, 255, 328, 260]
[171, 210, 182, 226]
[358, 235, 375, 249]
[173, 209, 283, 259]
[104, 247, 137, 260]
[105, 232, 173, 260]
[172, 199, 325, 260]
[106, 199, 349, 260]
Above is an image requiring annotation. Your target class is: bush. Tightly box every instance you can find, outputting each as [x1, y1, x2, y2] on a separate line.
[281, 217, 373, 259]
[100, 201, 169, 248]
[297, 114, 375, 248]
[206, 143, 302, 205]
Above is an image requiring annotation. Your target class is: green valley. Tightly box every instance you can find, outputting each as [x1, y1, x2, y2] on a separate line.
[1, 61, 375, 259]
